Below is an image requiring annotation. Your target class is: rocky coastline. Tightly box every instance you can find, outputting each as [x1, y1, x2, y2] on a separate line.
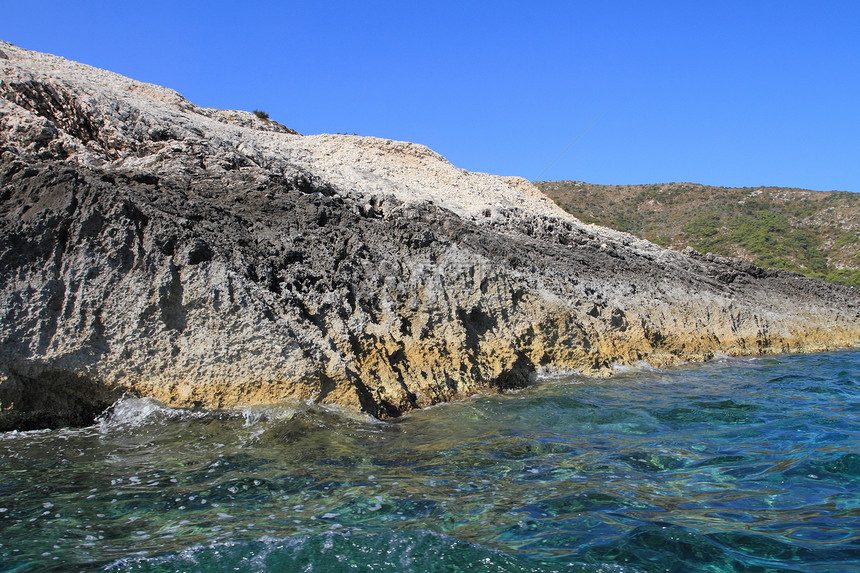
[2, 42, 858, 430]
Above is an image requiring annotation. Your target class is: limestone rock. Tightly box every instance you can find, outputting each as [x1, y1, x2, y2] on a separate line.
[1, 41, 858, 430]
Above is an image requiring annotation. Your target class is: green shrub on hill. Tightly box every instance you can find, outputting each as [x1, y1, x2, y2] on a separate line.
[537, 180, 859, 289]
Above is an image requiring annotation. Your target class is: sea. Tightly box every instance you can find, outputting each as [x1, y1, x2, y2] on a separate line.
[1, 349, 858, 572]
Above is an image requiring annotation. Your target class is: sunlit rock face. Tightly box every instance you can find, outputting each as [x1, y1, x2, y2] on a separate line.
[1, 41, 858, 430]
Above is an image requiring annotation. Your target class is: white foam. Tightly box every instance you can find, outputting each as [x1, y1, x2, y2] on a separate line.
[611, 360, 664, 374]
[239, 403, 301, 426]
[96, 395, 209, 431]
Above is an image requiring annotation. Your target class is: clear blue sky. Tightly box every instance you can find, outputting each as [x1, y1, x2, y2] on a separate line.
[3, 1, 858, 191]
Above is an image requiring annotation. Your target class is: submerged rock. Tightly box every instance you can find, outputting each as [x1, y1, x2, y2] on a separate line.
[1, 41, 858, 430]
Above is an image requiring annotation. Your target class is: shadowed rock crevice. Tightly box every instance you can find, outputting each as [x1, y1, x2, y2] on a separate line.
[0, 366, 121, 431]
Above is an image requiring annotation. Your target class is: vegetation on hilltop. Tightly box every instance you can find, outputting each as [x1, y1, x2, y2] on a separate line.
[536, 181, 860, 287]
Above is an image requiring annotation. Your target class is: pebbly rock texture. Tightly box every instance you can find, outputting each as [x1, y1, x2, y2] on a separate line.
[1, 42, 859, 430]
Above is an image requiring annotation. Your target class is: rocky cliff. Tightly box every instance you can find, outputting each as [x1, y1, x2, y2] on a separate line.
[1, 42, 858, 430]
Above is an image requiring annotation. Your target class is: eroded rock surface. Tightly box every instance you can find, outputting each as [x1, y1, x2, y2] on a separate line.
[2, 42, 859, 430]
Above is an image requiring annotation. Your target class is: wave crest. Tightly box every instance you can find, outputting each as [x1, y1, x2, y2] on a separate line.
[96, 395, 211, 431]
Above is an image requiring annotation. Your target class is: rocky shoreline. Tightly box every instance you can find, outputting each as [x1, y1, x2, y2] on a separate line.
[2, 42, 858, 430]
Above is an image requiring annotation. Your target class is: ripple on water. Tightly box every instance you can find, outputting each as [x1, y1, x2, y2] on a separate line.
[103, 530, 636, 573]
[0, 350, 858, 572]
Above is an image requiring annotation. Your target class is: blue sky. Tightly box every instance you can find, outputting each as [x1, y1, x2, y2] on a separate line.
[2, 1, 858, 191]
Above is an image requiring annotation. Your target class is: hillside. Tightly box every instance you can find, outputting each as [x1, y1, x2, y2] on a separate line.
[536, 181, 860, 287]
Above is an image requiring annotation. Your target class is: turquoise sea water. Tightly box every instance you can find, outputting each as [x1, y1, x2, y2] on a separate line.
[1, 350, 859, 572]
